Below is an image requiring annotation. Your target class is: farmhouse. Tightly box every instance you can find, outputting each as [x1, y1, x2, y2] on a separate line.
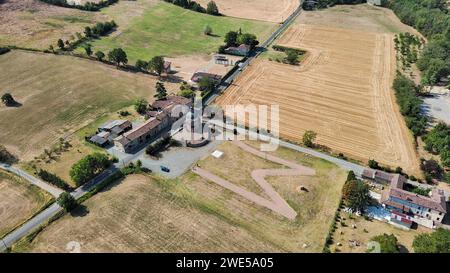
[114, 96, 192, 153]
[114, 113, 171, 153]
[381, 174, 447, 229]
[224, 44, 251, 56]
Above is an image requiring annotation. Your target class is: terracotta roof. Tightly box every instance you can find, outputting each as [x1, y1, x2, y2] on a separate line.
[389, 188, 447, 213]
[390, 173, 406, 189]
[151, 96, 191, 110]
[116, 114, 167, 145]
[382, 173, 447, 214]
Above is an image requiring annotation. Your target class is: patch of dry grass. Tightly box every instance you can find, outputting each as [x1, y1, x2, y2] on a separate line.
[0, 50, 176, 161]
[0, 170, 53, 238]
[17, 142, 346, 253]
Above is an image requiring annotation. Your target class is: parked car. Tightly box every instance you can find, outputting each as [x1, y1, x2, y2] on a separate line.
[160, 166, 170, 172]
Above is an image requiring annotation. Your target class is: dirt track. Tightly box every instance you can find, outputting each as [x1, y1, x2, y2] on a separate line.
[192, 141, 315, 219]
[217, 24, 421, 176]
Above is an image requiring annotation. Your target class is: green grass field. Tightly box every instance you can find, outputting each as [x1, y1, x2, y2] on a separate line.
[86, 2, 278, 63]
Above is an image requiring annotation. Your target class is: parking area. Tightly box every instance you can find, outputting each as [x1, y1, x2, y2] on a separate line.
[422, 87, 450, 125]
[106, 132, 223, 178]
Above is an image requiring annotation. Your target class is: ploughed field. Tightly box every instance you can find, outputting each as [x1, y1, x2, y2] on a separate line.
[218, 19, 420, 175]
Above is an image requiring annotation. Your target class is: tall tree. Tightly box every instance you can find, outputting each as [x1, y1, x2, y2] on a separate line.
[135, 59, 148, 72]
[342, 179, 370, 212]
[206, 1, 219, 15]
[57, 39, 65, 50]
[154, 82, 168, 100]
[57, 192, 77, 212]
[224, 31, 238, 47]
[1, 93, 15, 106]
[95, 51, 105, 61]
[84, 44, 92, 56]
[134, 98, 148, 114]
[108, 48, 128, 68]
[148, 56, 165, 76]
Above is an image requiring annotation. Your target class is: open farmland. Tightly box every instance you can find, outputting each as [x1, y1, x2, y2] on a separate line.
[0, 170, 52, 239]
[0, 50, 177, 160]
[0, 0, 105, 49]
[218, 10, 421, 176]
[196, 0, 299, 23]
[297, 4, 423, 36]
[17, 142, 346, 253]
[87, 2, 277, 63]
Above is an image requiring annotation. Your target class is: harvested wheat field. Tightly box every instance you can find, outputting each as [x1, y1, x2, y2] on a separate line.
[0, 170, 52, 239]
[0, 0, 106, 49]
[297, 4, 423, 36]
[17, 142, 346, 253]
[0, 50, 177, 160]
[218, 23, 420, 175]
[196, 0, 299, 23]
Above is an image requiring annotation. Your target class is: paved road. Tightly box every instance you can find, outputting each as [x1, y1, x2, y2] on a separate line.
[0, 163, 121, 252]
[207, 119, 450, 198]
[0, 163, 63, 197]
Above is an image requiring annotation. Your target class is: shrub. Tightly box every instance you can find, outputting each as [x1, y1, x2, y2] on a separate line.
[37, 169, 72, 191]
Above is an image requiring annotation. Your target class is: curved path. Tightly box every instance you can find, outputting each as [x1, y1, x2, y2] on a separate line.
[192, 141, 315, 220]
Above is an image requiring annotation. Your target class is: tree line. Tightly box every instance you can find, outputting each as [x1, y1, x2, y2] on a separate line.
[163, 0, 220, 15]
[218, 29, 259, 53]
[392, 74, 427, 137]
[389, 0, 450, 85]
[51, 20, 117, 53]
[39, 0, 118, 12]
[302, 0, 367, 10]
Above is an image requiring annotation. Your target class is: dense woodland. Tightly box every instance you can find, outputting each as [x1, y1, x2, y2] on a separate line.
[389, 0, 450, 85]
